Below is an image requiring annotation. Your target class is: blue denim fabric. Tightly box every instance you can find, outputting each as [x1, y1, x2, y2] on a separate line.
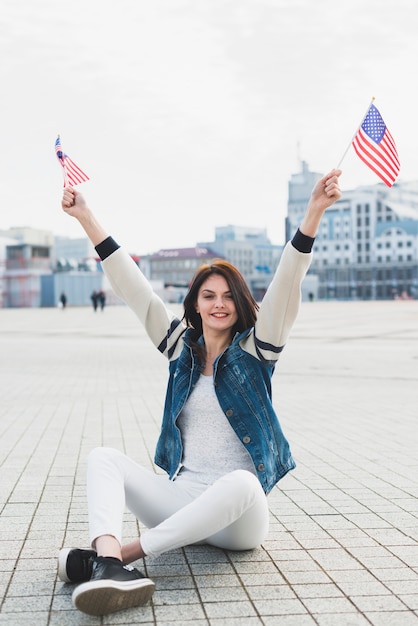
[154, 328, 295, 494]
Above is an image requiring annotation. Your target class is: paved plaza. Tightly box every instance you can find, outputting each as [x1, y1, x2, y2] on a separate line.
[0, 299, 417, 626]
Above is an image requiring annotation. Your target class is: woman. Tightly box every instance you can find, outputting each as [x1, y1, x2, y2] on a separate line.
[58, 169, 342, 616]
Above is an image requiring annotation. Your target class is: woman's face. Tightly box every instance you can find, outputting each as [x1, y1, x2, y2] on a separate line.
[196, 274, 238, 335]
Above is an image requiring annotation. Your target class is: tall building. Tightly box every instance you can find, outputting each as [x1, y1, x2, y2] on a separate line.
[287, 162, 418, 300]
[199, 225, 283, 301]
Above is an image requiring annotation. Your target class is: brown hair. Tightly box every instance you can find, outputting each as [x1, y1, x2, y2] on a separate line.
[182, 259, 259, 338]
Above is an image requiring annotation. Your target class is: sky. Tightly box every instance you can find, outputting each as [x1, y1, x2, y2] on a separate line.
[1, 0, 417, 255]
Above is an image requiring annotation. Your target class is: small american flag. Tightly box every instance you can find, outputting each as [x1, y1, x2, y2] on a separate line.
[352, 103, 400, 187]
[55, 135, 89, 187]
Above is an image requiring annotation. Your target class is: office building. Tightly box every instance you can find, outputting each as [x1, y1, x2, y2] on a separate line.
[286, 162, 418, 300]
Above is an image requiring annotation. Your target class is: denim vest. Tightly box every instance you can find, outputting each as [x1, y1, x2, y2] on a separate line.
[154, 327, 296, 494]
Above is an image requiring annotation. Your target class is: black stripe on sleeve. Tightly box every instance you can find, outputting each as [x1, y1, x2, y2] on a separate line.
[95, 237, 120, 261]
[291, 228, 315, 253]
[253, 330, 285, 361]
[157, 319, 185, 357]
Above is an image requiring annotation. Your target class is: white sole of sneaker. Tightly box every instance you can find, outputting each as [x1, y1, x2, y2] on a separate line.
[72, 577, 155, 615]
[57, 547, 72, 583]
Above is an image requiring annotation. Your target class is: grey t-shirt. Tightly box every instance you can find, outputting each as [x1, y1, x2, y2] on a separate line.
[177, 373, 257, 485]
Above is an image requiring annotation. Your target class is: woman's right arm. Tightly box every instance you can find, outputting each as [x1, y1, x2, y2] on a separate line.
[61, 187, 186, 355]
[100, 244, 186, 353]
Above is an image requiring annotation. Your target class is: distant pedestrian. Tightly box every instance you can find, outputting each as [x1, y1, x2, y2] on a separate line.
[91, 290, 98, 312]
[59, 292, 67, 309]
[58, 169, 342, 616]
[98, 290, 106, 311]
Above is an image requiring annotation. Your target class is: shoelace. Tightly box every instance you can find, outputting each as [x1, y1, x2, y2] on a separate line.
[122, 564, 135, 572]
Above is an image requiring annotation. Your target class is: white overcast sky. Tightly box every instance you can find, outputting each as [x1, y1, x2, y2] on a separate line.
[1, 0, 417, 254]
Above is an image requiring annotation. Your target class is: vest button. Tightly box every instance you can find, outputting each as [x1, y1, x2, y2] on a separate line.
[243, 436, 251, 444]
[257, 463, 265, 472]
[225, 409, 233, 417]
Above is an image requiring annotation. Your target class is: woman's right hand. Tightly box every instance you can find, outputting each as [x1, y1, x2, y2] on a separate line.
[61, 186, 109, 246]
[62, 186, 88, 219]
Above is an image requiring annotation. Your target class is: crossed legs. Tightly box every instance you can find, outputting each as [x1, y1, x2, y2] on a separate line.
[87, 447, 269, 561]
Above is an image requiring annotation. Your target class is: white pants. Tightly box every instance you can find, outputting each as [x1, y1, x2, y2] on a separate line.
[87, 447, 270, 558]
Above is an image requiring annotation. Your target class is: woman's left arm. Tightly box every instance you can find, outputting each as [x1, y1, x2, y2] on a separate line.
[241, 169, 342, 361]
[242, 240, 312, 361]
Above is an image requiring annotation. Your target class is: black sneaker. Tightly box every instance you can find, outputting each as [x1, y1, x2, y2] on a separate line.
[72, 556, 155, 616]
[58, 548, 97, 583]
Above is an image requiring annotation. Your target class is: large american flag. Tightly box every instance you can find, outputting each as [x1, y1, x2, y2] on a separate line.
[352, 103, 400, 187]
[55, 136, 89, 187]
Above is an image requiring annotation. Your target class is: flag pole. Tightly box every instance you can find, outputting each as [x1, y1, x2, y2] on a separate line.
[58, 134, 69, 187]
[336, 97, 375, 169]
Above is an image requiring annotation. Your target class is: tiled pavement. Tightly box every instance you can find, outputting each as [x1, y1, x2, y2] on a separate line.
[0, 299, 417, 626]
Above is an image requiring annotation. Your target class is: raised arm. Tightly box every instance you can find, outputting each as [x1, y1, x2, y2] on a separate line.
[61, 187, 186, 356]
[241, 169, 342, 361]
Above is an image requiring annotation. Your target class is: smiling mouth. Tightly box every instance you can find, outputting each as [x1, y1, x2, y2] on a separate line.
[212, 312, 228, 318]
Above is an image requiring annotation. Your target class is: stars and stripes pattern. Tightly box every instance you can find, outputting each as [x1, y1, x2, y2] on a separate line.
[55, 135, 89, 187]
[352, 103, 400, 187]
